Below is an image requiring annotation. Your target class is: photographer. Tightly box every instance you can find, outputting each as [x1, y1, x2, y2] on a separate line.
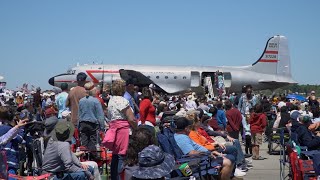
[0, 106, 26, 178]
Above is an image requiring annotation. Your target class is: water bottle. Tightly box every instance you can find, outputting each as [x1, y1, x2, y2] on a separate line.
[96, 144, 101, 159]
[76, 147, 81, 160]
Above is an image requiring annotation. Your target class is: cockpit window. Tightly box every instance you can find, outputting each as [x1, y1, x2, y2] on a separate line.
[67, 69, 76, 74]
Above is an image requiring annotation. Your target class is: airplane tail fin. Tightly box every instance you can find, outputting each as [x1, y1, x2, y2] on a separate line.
[247, 35, 292, 77]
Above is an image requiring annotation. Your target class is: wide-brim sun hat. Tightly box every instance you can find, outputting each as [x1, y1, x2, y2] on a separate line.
[132, 145, 175, 179]
[52, 120, 75, 142]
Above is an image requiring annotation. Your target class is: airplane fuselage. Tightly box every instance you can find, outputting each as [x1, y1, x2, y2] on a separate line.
[48, 35, 297, 94]
[49, 64, 293, 94]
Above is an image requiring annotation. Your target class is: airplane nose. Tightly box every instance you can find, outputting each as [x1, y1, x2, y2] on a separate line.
[48, 77, 54, 86]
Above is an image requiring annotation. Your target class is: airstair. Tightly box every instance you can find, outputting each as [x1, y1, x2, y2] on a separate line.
[204, 76, 214, 98]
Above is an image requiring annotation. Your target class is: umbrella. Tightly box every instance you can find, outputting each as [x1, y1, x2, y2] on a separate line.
[286, 94, 307, 102]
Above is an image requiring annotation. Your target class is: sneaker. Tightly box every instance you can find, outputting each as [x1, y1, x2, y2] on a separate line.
[244, 154, 252, 158]
[246, 163, 253, 168]
[245, 159, 253, 164]
[238, 164, 250, 172]
[252, 156, 267, 160]
[234, 168, 246, 177]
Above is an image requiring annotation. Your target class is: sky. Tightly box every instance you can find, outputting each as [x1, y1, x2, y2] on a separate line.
[0, 1, 319, 90]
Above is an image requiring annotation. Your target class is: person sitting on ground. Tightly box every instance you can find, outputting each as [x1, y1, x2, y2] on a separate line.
[131, 145, 175, 180]
[249, 104, 267, 160]
[42, 120, 94, 180]
[174, 116, 234, 180]
[123, 126, 157, 180]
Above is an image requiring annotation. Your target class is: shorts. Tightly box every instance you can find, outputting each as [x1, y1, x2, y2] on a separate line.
[251, 133, 263, 145]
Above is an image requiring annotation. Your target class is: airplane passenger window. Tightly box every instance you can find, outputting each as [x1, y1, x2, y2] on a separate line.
[165, 76, 168, 79]
[156, 76, 159, 79]
[147, 76, 151, 78]
[174, 76, 177, 79]
[183, 76, 187, 79]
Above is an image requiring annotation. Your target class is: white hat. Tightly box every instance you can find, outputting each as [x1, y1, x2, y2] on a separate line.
[61, 110, 71, 117]
[277, 101, 286, 109]
[175, 110, 187, 117]
[169, 103, 176, 110]
[45, 99, 53, 107]
[159, 101, 166, 105]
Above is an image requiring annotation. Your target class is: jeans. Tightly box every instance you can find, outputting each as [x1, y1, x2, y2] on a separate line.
[79, 121, 99, 151]
[111, 154, 125, 180]
[228, 131, 240, 140]
[232, 139, 245, 165]
[217, 145, 237, 164]
[52, 167, 94, 180]
[8, 168, 17, 180]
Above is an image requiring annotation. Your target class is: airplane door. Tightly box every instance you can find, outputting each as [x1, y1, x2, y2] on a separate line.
[190, 71, 200, 87]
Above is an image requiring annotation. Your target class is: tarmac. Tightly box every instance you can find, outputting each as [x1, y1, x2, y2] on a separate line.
[239, 141, 287, 180]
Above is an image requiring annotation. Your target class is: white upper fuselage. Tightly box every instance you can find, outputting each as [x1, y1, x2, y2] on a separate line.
[50, 63, 295, 94]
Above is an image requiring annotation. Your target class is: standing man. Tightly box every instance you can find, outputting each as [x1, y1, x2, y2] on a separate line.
[78, 82, 105, 151]
[123, 80, 139, 119]
[66, 72, 87, 126]
[238, 85, 258, 142]
[55, 83, 69, 119]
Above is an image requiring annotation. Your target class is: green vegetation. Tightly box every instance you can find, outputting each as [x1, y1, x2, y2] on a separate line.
[258, 84, 319, 97]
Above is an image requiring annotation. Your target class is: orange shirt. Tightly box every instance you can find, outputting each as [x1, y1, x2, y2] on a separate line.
[189, 130, 215, 151]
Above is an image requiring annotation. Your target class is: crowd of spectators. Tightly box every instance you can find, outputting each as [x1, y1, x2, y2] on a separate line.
[0, 72, 319, 180]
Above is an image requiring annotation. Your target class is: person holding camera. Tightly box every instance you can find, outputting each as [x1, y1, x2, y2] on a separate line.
[0, 106, 27, 178]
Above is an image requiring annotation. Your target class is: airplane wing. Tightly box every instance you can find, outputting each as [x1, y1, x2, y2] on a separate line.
[119, 69, 187, 93]
[119, 69, 154, 86]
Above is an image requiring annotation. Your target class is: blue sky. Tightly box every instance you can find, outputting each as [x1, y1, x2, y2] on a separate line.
[0, 1, 319, 90]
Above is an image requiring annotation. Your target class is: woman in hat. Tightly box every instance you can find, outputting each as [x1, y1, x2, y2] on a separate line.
[123, 127, 157, 180]
[131, 145, 175, 180]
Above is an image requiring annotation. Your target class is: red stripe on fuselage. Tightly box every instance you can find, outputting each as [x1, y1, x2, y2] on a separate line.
[259, 59, 279, 63]
[86, 70, 119, 83]
[264, 51, 278, 54]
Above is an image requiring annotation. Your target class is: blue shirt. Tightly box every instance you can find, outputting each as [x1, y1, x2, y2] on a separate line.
[78, 96, 105, 130]
[55, 92, 69, 119]
[0, 125, 24, 168]
[124, 91, 139, 119]
[216, 109, 227, 130]
[174, 133, 208, 155]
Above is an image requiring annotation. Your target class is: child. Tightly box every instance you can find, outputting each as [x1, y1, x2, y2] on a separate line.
[249, 104, 267, 160]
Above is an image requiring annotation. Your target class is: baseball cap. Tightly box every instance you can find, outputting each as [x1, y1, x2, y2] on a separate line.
[290, 111, 301, 121]
[175, 117, 193, 130]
